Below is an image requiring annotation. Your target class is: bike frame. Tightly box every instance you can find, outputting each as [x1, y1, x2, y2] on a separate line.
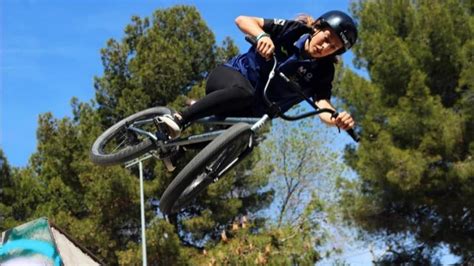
[124, 116, 263, 168]
[160, 115, 265, 149]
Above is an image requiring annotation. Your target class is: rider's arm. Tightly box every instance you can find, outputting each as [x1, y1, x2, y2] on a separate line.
[316, 99, 337, 126]
[235, 16, 266, 37]
[235, 16, 274, 59]
[316, 99, 355, 130]
[235, 16, 308, 59]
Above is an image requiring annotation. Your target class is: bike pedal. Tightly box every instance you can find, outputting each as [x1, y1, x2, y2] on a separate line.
[163, 157, 176, 172]
[154, 117, 165, 124]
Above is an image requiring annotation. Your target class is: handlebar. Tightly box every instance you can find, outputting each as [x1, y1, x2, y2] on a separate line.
[245, 36, 360, 142]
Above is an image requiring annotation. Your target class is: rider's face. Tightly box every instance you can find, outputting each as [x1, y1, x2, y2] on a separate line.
[305, 28, 343, 58]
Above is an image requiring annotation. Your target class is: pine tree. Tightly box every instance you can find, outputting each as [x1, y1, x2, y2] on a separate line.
[0, 148, 47, 232]
[335, 0, 474, 263]
[0, 149, 14, 230]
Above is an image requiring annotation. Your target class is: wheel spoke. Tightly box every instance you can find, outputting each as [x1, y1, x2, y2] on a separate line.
[106, 125, 147, 154]
[112, 137, 128, 153]
[217, 157, 239, 176]
[207, 145, 237, 174]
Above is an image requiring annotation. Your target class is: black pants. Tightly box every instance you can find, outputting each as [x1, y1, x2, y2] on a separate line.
[180, 65, 257, 124]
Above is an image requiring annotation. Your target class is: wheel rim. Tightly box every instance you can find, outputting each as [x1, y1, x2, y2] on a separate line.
[98, 115, 158, 156]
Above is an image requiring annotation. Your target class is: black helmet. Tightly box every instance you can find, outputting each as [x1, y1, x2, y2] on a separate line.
[317, 10, 358, 54]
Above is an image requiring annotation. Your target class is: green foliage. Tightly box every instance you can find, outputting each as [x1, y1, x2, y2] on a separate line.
[216, 36, 240, 64]
[94, 5, 217, 126]
[337, 0, 474, 263]
[190, 220, 322, 265]
[0, 149, 18, 230]
[116, 219, 190, 265]
[0, 152, 48, 231]
[374, 240, 442, 265]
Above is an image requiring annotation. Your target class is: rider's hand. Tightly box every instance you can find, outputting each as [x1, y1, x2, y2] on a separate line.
[333, 111, 355, 130]
[257, 36, 275, 60]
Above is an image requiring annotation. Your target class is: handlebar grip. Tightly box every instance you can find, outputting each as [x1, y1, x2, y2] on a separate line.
[332, 112, 360, 143]
[347, 128, 360, 143]
[245, 35, 257, 46]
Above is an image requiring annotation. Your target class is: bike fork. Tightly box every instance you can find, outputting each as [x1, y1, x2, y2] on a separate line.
[153, 118, 179, 172]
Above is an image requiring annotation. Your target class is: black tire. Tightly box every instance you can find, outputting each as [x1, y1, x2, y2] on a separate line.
[159, 123, 253, 214]
[90, 107, 172, 166]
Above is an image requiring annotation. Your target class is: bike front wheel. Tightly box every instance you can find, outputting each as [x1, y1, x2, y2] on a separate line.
[159, 122, 253, 214]
[90, 107, 172, 166]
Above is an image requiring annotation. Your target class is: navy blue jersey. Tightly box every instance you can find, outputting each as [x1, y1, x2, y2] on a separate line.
[225, 18, 336, 116]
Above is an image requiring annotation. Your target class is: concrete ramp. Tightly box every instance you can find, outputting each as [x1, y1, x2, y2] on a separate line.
[0, 218, 101, 265]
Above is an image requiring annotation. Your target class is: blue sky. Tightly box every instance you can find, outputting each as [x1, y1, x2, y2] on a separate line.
[1, 0, 355, 167]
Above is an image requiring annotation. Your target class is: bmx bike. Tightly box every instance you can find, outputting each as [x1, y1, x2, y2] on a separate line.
[90, 37, 359, 214]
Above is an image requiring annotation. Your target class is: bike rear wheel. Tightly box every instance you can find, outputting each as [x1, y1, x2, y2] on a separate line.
[90, 107, 172, 166]
[159, 122, 253, 214]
